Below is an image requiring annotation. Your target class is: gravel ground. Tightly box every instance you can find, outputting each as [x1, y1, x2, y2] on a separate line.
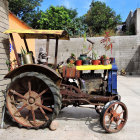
[0, 76, 140, 140]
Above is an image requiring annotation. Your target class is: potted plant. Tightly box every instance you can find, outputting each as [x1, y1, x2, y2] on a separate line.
[67, 53, 76, 64]
[100, 32, 114, 65]
[83, 57, 91, 65]
[100, 32, 113, 53]
[100, 55, 110, 65]
[6, 59, 19, 71]
[79, 33, 88, 61]
[21, 47, 33, 64]
[91, 50, 100, 65]
[79, 33, 94, 65]
[76, 59, 82, 66]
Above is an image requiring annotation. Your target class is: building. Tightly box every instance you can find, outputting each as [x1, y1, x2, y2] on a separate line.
[9, 11, 35, 67]
[126, 8, 140, 35]
[0, 0, 9, 127]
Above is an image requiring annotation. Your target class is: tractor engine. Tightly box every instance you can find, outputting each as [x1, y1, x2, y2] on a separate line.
[60, 66, 107, 95]
[80, 70, 107, 95]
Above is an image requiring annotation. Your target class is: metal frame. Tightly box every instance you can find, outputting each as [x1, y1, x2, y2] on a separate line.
[23, 36, 29, 53]
[9, 33, 20, 66]
[5, 29, 69, 67]
[54, 37, 59, 68]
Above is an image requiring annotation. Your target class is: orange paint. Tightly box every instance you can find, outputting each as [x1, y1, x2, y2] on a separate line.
[9, 12, 35, 64]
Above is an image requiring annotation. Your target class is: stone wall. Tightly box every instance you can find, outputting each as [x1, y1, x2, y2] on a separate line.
[126, 10, 134, 29]
[0, 0, 9, 125]
[136, 9, 140, 35]
[126, 8, 140, 35]
[35, 35, 140, 75]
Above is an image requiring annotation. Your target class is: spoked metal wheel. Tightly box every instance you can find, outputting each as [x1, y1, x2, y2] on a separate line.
[100, 101, 128, 133]
[6, 72, 61, 129]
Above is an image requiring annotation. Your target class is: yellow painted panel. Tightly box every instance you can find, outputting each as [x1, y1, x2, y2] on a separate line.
[4, 29, 69, 40]
[76, 65, 112, 71]
[4, 29, 65, 34]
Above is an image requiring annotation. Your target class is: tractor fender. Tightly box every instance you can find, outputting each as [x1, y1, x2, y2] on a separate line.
[4, 64, 62, 83]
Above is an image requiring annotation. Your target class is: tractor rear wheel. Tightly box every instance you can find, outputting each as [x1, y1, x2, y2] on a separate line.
[6, 72, 61, 129]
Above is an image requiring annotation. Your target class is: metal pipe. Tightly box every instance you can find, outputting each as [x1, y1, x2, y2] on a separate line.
[88, 95, 116, 103]
[87, 39, 94, 45]
[46, 36, 49, 63]
[10, 33, 20, 66]
[23, 36, 29, 52]
[54, 37, 59, 68]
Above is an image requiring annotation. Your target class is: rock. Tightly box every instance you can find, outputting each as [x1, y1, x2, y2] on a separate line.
[49, 121, 58, 131]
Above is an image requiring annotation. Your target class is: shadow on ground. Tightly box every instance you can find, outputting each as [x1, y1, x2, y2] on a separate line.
[57, 106, 106, 133]
[4, 106, 106, 133]
[126, 45, 140, 75]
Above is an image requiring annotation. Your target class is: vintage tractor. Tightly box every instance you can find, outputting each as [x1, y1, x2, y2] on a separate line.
[3, 29, 128, 133]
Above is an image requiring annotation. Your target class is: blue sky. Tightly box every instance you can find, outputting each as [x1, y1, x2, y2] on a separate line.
[40, 0, 140, 21]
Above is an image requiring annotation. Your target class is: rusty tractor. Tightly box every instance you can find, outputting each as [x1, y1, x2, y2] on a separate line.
[3, 29, 128, 133]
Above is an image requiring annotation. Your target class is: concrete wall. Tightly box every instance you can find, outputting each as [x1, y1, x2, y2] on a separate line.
[126, 8, 140, 35]
[136, 9, 140, 35]
[126, 11, 134, 29]
[35, 35, 140, 75]
[0, 0, 9, 124]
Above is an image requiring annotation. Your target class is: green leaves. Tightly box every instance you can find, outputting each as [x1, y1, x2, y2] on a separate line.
[8, 0, 121, 37]
[37, 6, 71, 30]
[36, 6, 88, 37]
[8, 0, 43, 24]
[85, 0, 121, 35]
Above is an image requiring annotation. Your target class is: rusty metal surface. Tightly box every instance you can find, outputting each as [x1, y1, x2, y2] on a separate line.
[54, 37, 59, 69]
[60, 84, 118, 107]
[4, 64, 62, 82]
[23, 36, 29, 52]
[46, 37, 50, 63]
[101, 101, 128, 133]
[84, 78, 103, 94]
[62, 66, 80, 79]
[4, 29, 70, 40]
[6, 78, 53, 128]
[10, 33, 20, 66]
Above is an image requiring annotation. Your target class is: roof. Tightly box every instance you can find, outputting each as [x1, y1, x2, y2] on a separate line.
[4, 29, 70, 40]
[9, 11, 32, 29]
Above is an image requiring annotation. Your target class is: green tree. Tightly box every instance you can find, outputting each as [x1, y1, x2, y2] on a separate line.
[37, 6, 71, 29]
[65, 16, 88, 37]
[8, 0, 43, 23]
[63, 7, 78, 19]
[37, 6, 88, 37]
[85, 1, 121, 35]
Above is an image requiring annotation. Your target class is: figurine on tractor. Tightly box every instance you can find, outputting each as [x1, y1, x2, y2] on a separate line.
[3, 29, 128, 133]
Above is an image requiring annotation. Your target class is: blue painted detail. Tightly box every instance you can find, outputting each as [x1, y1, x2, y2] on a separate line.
[107, 64, 118, 94]
[108, 70, 112, 93]
[112, 70, 118, 94]
[112, 64, 118, 71]
[10, 43, 13, 53]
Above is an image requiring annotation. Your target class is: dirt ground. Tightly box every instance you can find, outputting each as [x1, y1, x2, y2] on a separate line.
[0, 76, 140, 140]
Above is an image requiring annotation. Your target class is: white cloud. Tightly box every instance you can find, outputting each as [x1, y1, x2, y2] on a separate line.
[58, 0, 71, 8]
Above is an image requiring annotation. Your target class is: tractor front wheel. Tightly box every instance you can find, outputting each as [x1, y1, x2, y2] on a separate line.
[100, 101, 128, 133]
